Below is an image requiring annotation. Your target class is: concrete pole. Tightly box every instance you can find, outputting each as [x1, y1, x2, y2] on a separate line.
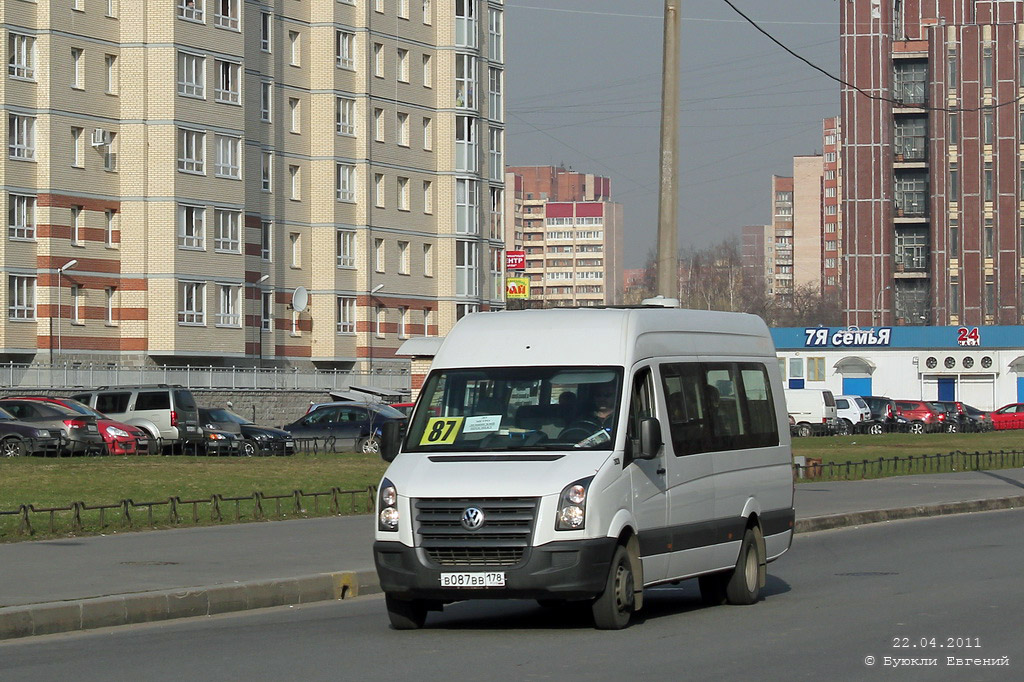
[656, 0, 681, 298]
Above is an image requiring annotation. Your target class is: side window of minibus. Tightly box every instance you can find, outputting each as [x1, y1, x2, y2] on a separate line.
[659, 362, 708, 456]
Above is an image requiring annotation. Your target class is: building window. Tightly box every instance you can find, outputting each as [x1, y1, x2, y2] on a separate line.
[374, 43, 384, 78]
[490, 247, 503, 300]
[105, 55, 118, 94]
[337, 296, 356, 334]
[8, 194, 36, 240]
[178, 0, 204, 22]
[260, 81, 272, 121]
[489, 128, 503, 181]
[807, 357, 825, 381]
[289, 31, 301, 66]
[178, 281, 206, 325]
[261, 151, 273, 192]
[290, 232, 301, 268]
[337, 229, 356, 268]
[422, 54, 433, 88]
[261, 221, 272, 261]
[71, 127, 84, 167]
[215, 60, 240, 104]
[893, 117, 925, 161]
[374, 108, 385, 141]
[456, 240, 479, 296]
[375, 306, 386, 338]
[398, 0, 409, 19]
[893, 60, 927, 105]
[214, 0, 240, 30]
[103, 133, 118, 172]
[423, 243, 433, 277]
[455, 54, 476, 109]
[261, 291, 272, 331]
[983, 44, 993, 89]
[70, 285, 82, 325]
[423, 180, 433, 214]
[8, 275, 36, 320]
[260, 12, 272, 52]
[984, 219, 994, 259]
[375, 238, 385, 272]
[398, 177, 410, 211]
[488, 9, 503, 62]
[215, 284, 240, 326]
[178, 205, 205, 249]
[337, 31, 355, 70]
[337, 163, 356, 202]
[455, 116, 477, 172]
[983, 111, 993, 145]
[337, 97, 355, 136]
[456, 178, 479, 234]
[488, 67, 503, 121]
[397, 112, 410, 146]
[214, 135, 240, 178]
[375, 173, 386, 208]
[397, 48, 409, 82]
[214, 209, 241, 253]
[289, 165, 300, 200]
[423, 0, 432, 25]
[423, 307, 433, 334]
[422, 117, 433, 150]
[490, 187, 503, 240]
[456, 303, 478, 320]
[398, 307, 409, 338]
[291, 311, 301, 337]
[71, 206, 84, 246]
[105, 210, 116, 247]
[455, 0, 478, 48]
[8, 34, 36, 81]
[8, 114, 35, 160]
[177, 128, 205, 174]
[177, 52, 205, 98]
[398, 240, 410, 274]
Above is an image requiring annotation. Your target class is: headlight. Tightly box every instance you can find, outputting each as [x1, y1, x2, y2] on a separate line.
[252, 433, 270, 441]
[555, 476, 594, 531]
[207, 432, 227, 440]
[33, 429, 50, 438]
[378, 478, 399, 532]
[105, 426, 130, 438]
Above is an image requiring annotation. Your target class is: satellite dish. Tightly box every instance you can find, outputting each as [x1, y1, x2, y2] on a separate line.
[291, 286, 308, 312]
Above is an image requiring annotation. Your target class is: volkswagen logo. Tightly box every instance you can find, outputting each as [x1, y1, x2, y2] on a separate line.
[461, 507, 485, 531]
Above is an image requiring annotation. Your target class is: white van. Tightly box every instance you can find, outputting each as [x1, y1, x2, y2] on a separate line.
[784, 388, 838, 437]
[374, 308, 794, 630]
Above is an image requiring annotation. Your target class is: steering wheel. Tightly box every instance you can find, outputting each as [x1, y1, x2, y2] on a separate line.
[558, 420, 602, 442]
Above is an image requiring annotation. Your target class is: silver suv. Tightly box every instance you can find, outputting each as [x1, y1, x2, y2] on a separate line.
[70, 385, 203, 452]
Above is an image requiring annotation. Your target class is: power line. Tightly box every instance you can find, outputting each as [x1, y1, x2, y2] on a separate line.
[719, 0, 1024, 114]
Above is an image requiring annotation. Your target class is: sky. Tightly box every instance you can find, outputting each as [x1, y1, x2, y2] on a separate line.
[504, 0, 842, 268]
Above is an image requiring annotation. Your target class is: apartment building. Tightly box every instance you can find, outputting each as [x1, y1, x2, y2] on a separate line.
[821, 117, 842, 298]
[842, 0, 1024, 326]
[504, 165, 623, 307]
[2, 0, 505, 370]
[769, 175, 795, 302]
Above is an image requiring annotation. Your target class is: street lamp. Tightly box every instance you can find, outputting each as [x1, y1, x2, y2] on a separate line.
[55, 259, 78, 361]
[256, 274, 270, 368]
[874, 285, 892, 325]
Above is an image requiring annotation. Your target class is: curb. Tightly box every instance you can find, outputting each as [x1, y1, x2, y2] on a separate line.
[3, 496, 1023, 641]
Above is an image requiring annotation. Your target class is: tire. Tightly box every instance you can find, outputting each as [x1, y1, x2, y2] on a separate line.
[698, 573, 728, 606]
[796, 423, 813, 438]
[946, 421, 958, 433]
[725, 526, 765, 606]
[868, 422, 884, 435]
[591, 544, 635, 630]
[909, 421, 925, 435]
[837, 419, 853, 436]
[1, 438, 25, 457]
[241, 439, 258, 457]
[358, 436, 381, 455]
[385, 594, 427, 630]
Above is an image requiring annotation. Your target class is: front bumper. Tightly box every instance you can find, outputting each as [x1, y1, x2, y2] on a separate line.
[374, 537, 617, 602]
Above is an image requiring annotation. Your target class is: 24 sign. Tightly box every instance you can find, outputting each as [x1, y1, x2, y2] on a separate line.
[957, 327, 981, 347]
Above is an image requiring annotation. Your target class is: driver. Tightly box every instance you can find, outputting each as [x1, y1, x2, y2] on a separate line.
[587, 383, 618, 429]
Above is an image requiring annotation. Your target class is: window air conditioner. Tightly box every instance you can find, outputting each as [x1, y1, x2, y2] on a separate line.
[91, 128, 111, 147]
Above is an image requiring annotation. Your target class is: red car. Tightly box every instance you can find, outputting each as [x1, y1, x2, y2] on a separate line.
[990, 403, 1024, 431]
[9, 396, 152, 455]
[894, 400, 946, 433]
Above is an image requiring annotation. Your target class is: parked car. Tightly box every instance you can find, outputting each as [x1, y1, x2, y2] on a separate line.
[283, 401, 407, 454]
[388, 402, 416, 417]
[961, 403, 993, 431]
[928, 401, 968, 432]
[0, 407, 63, 457]
[990, 403, 1024, 431]
[8, 396, 152, 455]
[783, 388, 838, 437]
[70, 385, 204, 452]
[860, 396, 908, 435]
[894, 400, 946, 434]
[199, 407, 295, 456]
[834, 395, 871, 434]
[200, 426, 242, 456]
[0, 399, 105, 455]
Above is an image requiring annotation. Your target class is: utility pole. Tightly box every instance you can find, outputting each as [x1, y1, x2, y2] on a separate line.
[656, 0, 681, 298]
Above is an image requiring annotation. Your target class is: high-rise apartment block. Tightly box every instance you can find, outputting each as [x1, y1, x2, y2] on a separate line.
[821, 117, 842, 298]
[505, 166, 623, 306]
[842, 0, 1024, 326]
[2, 0, 505, 370]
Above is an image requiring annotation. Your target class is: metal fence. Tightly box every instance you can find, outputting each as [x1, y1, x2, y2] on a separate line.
[0, 362, 410, 393]
[795, 449, 1024, 481]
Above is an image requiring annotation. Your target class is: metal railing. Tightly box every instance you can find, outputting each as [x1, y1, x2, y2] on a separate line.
[0, 362, 411, 393]
[795, 449, 1024, 481]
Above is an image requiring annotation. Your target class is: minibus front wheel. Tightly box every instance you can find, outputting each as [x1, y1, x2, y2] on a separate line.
[592, 544, 635, 630]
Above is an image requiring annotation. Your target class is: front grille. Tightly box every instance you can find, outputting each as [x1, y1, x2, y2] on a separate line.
[415, 497, 538, 567]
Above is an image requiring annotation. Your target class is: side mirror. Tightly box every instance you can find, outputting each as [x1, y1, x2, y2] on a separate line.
[637, 417, 662, 460]
[380, 420, 401, 462]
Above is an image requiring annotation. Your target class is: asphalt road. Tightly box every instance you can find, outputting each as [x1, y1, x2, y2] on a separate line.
[3, 509, 1022, 681]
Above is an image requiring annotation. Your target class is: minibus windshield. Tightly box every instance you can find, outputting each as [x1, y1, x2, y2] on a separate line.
[404, 366, 624, 453]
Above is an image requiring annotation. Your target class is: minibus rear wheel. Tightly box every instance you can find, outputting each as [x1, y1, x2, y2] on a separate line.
[725, 526, 765, 605]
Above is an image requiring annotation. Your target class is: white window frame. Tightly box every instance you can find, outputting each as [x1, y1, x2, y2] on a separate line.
[374, 108, 385, 141]
[455, 54, 476, 109]
[260, 221, 272, 261]
[178, 204, 206, 250]
[337, 163, 356, 202]
[8, 34, 36, 81]
[71, 127, 84, 168]
[456, 240, 479, 297]
[375, 238, 385, 272]
[374, 174, 386, 208]
[456, 178, 479, 234]
[375, 305, 386, 338]
[397, 48, 409, 82]
[70, 285, 83, 325]
[398, 0, 410, 19]
[8, 275, 36, 320]
[336, 296, 356, 334]
[105, 54, 118, 94]
[178, 0, 205, 22]
[422, 116, 433, 151]
[261, 291, 272, 330]
[455, 0, 478, 48]
[71, 48, 83, 89]
[337, 229, 356, 268]
[398, 306, 409, 338]
[103, 133, 118, 172]
[336, 97, 355, 136]
[423, 242, 433, 277]
[260, 12, 272, 52]
[423, 180, 434, 214]
[214, 134, 240, 178]
[289, 98, 301, 133]
[8, 194, 36, 240]
[289, 31, 301, 67]
[178, 280, 206, 325]
[215, 59, 240, 104]
[488, 9, 503, 63]
[177, 128, 205, 174]
[177, 51, 205, 98]
[398, 177, 410, 212]
[215, 283, 240, 327]
[488, 67, 503, 121]
[423, 307, 433, 335]
[289, 165, 301, 200]
[490, 247, 503, 300]
[214, 0, 240, 31]
[8, 114, 36, 160]
[261, 151, 273, 191]
[71, 206, 84, 246]
[489, 128, 503, 181]
[422, 0, 432, 25]
[374, 43, 384, 78]
[455, 115, 476, 171]
[105, 210, 117, 247]
[489, 187, 504, 240]
[290, 232, 301, 267]
[398, 240, 410, 273]
[337, 31, 355, 70]
[397, 112, 410, 146]
[422, 54, 432, 88]
[260, 81, 272, 121]
[214, 209, 241, 253]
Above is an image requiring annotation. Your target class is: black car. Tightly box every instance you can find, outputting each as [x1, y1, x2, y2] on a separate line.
[860, 396, 909, 435]
[199, 407, 295, 456]
[0, 399, 105, 455]
[0, 406, 63, 456]
[283, 401, 407, 454]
